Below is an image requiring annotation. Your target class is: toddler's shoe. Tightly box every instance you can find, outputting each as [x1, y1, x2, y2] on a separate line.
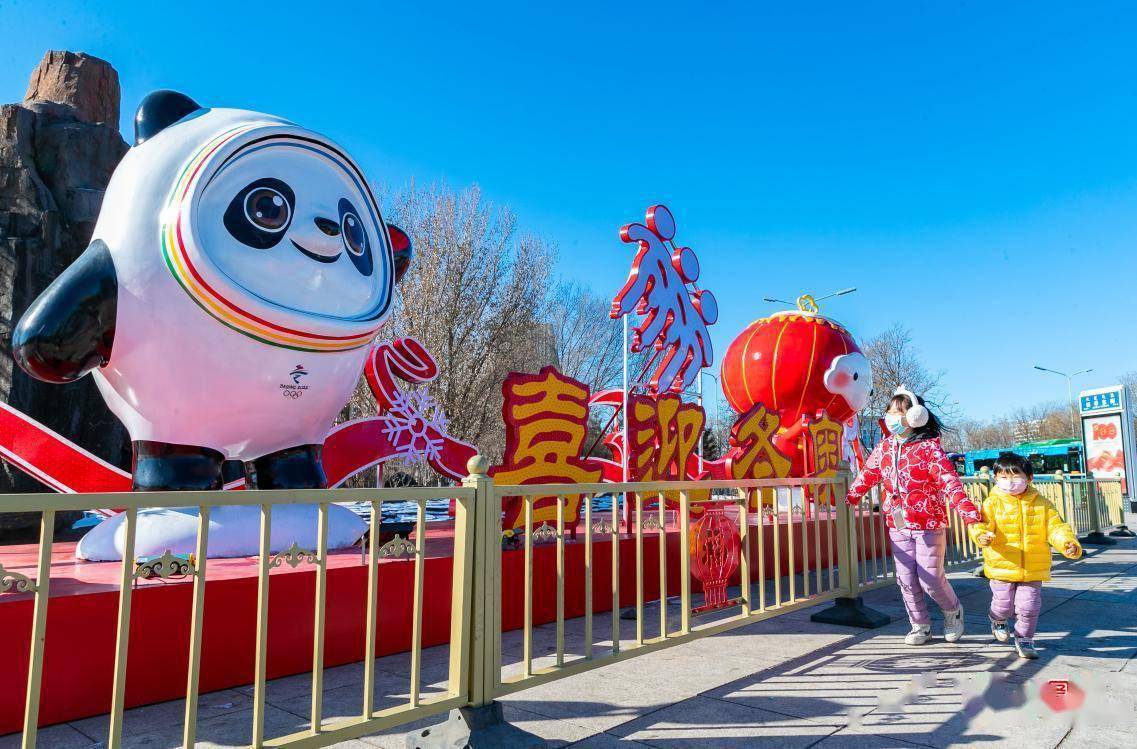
[905, 623, 931, 645]
[990, 618, 1011, 643]
[1014, 637, 1038, 659]
[943, 605, 965, 643]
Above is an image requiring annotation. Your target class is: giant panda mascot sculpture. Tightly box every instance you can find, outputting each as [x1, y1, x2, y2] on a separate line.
[12, 91, 413, 559]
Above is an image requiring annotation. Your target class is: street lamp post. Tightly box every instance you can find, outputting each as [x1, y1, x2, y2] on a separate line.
[1033, 365, 1093, 436]
[696, 370, 721, 472]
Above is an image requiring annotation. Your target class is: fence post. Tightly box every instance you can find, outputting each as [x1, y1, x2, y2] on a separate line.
[406, 456, 547, 749]
[1082, 477, 1118, 546]
[810, 470, 890, 628]
[1108, 479, 1136, 537]
[971, 473, 990, 578]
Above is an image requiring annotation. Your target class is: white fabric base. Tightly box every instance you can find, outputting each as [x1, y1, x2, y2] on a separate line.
[75, 504, 367, 561]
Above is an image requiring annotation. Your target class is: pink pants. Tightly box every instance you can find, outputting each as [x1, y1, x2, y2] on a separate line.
[988, 579, 1043, 638]
[889, 528, 960, 625]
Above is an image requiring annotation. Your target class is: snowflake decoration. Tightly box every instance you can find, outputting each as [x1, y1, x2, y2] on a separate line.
[378, 387, 449, 465]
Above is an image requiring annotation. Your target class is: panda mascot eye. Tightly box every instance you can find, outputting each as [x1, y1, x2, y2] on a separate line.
[224, 179, 296, 248]
[246, 188, 290, 231]
[342, 213, 366, 255]
[338, 198, 373, 276]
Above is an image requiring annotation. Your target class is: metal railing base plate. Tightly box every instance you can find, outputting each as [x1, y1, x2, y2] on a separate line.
[1080, 532, 1119, 546]
[406, 702, 547, 749]
[1109, 526, 1137, 538]
[810, 596, 891, 629]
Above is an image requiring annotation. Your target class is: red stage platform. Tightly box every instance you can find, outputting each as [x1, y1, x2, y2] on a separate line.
[0, 514, 883, 735]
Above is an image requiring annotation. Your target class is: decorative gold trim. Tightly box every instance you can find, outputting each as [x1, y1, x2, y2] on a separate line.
[0, 562, 36, 593]
[592, 518, 615, 535]
[379, 534, 417, 559]
[269, 542, 319, 569]
[530, 523, 559, 543]
[762, 310, 850, 334]
[134, 549, 195, 580]
[762, 505, 775, 518]
[641, 514, 663, 532]
[796, 294, 819, 313]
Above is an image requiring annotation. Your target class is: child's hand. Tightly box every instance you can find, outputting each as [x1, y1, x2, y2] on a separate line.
[1063, 541, 1082, 559]
[975, 532, 995, 547]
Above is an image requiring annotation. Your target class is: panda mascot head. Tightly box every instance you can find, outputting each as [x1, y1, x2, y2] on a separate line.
[13, 91, 412, 490]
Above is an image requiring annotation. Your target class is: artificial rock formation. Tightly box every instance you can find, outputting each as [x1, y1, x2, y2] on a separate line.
[0, 51, 130, 527]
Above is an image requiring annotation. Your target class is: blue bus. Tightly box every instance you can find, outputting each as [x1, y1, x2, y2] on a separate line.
[958, 439, 1083, 477]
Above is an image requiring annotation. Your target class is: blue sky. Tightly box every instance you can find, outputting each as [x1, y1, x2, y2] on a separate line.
[3, 2, 1135, 421]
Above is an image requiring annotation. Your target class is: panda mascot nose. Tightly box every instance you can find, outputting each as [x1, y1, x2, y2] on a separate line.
[314, 217, 340, 236]
[289, 215, 343, 262]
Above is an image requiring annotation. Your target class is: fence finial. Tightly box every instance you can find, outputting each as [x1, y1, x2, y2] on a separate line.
[467, 455, 490, 477]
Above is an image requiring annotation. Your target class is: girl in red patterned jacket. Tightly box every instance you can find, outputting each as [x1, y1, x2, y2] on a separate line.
[846, 387, 982, 645]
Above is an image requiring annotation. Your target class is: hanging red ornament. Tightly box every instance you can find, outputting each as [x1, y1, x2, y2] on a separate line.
[689, 501, 742, 614]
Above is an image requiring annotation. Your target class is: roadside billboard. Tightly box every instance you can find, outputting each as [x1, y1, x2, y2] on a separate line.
[1080, 386, 1133, 498]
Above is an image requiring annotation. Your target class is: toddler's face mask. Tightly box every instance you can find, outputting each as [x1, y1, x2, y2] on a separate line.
[885, 413, 907, 435]
[996, 476, 1029, 495]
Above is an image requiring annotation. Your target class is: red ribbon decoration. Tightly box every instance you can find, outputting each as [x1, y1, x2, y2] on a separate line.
[324, 338, 477, 486]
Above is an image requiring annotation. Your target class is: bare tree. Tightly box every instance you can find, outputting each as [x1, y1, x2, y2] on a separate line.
[949, 400, 1079, 453]
[385, 183, 554, 463]
[546, 281, 624, 393]
[860, 324, 955, 445]
[337, 183, 558, 486]
[1121, 371, 1137, 406]
[953, 418, 1016, 451]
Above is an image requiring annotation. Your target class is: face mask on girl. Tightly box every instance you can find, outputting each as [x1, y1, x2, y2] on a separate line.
[996, 476, 1029, 495]
[885, 413, 907, 435]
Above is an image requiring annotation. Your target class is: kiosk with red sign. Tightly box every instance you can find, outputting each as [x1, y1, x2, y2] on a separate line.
[1080, 385, 1136, 511]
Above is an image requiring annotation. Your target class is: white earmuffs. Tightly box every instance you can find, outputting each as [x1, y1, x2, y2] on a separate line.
[893, 386, 929, 428]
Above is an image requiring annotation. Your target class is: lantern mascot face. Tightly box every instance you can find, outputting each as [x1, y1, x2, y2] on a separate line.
[12, 91, 413, 493]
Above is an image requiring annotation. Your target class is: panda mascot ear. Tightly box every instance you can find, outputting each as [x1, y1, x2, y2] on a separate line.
[134, 90, 202, 146]
[387, 224, 413, 284]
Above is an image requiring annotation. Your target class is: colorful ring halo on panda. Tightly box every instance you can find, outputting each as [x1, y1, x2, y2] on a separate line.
[160, 123, 395, 352]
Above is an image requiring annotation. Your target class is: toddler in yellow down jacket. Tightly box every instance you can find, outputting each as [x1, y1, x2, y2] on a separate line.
[968, 453, 1081, 660]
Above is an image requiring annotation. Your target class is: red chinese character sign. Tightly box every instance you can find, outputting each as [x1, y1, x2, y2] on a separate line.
[723, 404, 795, 512]
[493, 367, 603, 532]
[626, 393, 707, 493]
[610, 205, 717, 395]
[802, 410, 845, 511]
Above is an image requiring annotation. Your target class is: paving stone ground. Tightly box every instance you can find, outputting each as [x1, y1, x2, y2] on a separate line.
[8, 519, 1137, 749]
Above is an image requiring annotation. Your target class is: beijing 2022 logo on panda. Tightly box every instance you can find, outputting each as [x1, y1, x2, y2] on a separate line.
[281, 364, 310, 399]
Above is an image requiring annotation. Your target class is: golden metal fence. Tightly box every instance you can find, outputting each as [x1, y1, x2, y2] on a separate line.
[1034, 476, 1126, 536]
[486, 477, 849, 699]
[4, 464, 1128, 748]
[4, 487, 476, 749]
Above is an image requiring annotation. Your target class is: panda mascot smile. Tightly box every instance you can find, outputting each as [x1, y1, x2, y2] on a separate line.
[12, 91, 413, 558]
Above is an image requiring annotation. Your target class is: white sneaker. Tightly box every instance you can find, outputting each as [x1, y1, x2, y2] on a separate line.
[944, 605, 965, 643]
[905, 624, 931, 645]
[990, 618, 1011, 643]
[1014, 637, 1038, 659]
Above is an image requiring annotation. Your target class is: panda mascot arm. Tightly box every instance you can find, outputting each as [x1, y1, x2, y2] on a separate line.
[12, 239, 117, 383]
[12, 91, 204, 385]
